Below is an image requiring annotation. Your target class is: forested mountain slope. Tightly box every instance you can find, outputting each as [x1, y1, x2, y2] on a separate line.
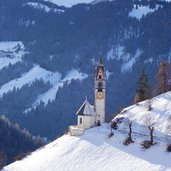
[0, 116, 44, 169]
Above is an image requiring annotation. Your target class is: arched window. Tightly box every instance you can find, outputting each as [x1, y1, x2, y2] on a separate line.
[98, 82, 103, 92]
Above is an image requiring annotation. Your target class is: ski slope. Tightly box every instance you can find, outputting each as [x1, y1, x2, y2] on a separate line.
[2, 92, 171, 171]
[0, 65, 61, 96]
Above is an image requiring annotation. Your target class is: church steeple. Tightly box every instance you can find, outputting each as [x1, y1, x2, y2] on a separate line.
[94, 56, 106, 123]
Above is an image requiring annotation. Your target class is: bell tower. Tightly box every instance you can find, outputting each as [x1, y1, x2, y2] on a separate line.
[94, 57, 106, 123]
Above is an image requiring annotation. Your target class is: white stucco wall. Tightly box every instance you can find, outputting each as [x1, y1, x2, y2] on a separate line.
[78, 115, 96, 129]
[69, 126, 84, 136]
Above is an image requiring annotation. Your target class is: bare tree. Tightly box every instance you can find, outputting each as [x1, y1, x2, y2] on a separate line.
[141, 114, 157, 148]
[123, 120, 134, 146]
[108, 122, 114, 138]
[145, 114, 156, 144]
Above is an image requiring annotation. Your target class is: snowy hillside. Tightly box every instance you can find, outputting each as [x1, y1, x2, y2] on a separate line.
[0, 42, 25, 70]
[2, 125, 171, 171]
[44, 0, 94, 7]
[129, 5, 161, 20]
[27, 69, 88, 110]
[2, 92, 171, 171]
[0, 65, 60, 97]
[43, 0, 110, 7]
[114, 92, 171, 139]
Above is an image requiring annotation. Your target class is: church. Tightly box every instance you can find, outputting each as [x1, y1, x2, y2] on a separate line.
[70, 58, 106, 136]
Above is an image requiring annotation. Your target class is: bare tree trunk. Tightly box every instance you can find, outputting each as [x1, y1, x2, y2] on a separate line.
[149, 126, 154, 144]
[128, 122, 132, 139]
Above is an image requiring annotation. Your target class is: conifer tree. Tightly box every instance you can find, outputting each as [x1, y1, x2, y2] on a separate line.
[134, 68, 151, 103]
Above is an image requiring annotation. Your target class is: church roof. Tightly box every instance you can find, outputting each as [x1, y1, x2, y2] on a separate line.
[76, 98, 96, 116]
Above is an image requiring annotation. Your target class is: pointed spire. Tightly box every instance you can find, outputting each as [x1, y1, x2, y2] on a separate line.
[99, 55, 103, 65]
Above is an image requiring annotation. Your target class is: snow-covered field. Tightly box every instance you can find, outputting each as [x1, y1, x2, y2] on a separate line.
[0, 42, 25, 70]
[2, 92, 171, 171]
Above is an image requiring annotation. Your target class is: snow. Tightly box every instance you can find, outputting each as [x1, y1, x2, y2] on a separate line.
[107, 47, 142, 73]
[114, 92, 171, 139]
[106, 70, 112, 80]
[0, 42, 25, 70]
[43, 0, 94, 7]
[129, 5, 161, 20]
[25, 2, 51, 12]
[19, 19, 35, 27]
[27, 69, 88, 110]
[121, 49, 142, 73]
[0, 42, 24, 51]
[3, 123, 171, 171]
[145, 58, 153, 64]
[0, 65, 61, 97]
[3, 92, 171, 171]
[43, 0, 112, 7]
[76, 99, 96, 116]
[24, 2, 65, 13]
[107, 45, 125, 61]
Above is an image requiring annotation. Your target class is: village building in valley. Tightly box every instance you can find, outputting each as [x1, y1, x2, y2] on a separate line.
[70, 58, 106, 136]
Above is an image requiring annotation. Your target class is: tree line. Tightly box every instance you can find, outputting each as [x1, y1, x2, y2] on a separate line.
[134, 61, 171, 104]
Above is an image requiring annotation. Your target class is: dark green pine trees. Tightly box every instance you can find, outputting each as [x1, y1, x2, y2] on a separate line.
[134, 68, 151, 104]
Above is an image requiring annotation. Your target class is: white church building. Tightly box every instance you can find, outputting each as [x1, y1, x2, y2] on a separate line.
[70, 58, 106, 136]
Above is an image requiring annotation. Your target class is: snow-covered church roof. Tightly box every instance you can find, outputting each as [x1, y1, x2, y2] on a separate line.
[76, 98, 96, 116]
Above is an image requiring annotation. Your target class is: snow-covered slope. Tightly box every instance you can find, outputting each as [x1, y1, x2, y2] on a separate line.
[0, 42, 25, 70]
[43, 0, 110, 7]
[0, 65, 61, 96]
[129, 5, 163, 20]
[44, 0, 94, 7]
[2, 92, 171, 171]
[114, 92, 171, 139]
[2, 124, 171, 171]
[28, 69, 88, 110]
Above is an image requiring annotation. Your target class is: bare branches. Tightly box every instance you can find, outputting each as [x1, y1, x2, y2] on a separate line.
[141, 114, 156, 148]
